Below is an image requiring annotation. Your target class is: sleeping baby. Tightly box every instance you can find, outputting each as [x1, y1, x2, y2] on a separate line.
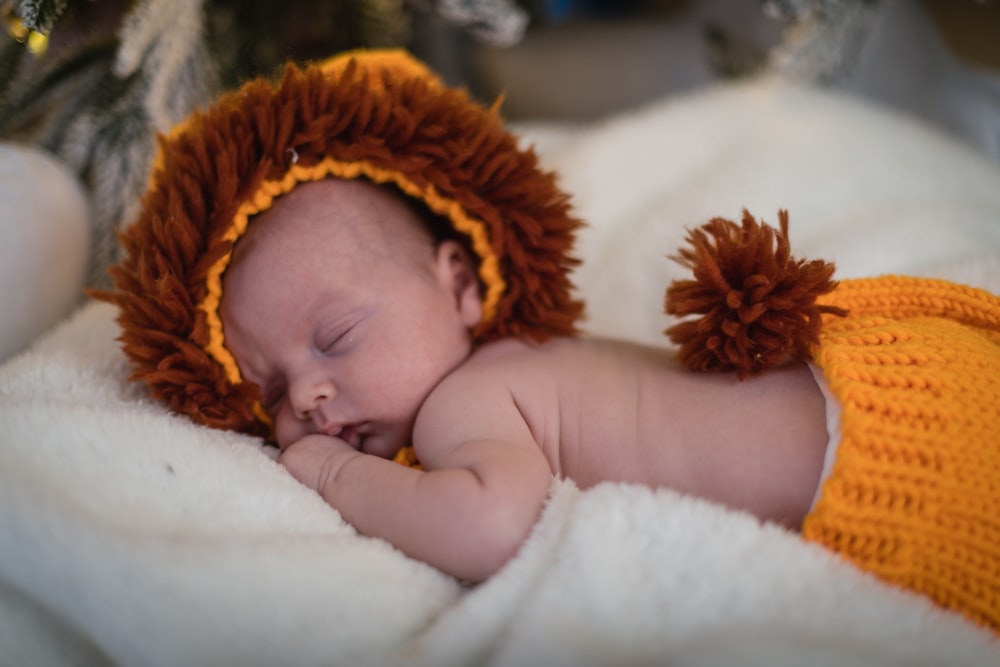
[98, 49, 1000, 634]
[218, 176, 830, 581]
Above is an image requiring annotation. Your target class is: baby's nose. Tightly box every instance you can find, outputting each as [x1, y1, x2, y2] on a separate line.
[289, 378, 337, 421]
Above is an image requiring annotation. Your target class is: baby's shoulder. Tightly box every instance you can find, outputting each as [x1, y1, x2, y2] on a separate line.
[437, 336, 653, 403]
[414, 337, 557, 448]
[467, 336, 537, 364]
[432, 336, 580, 394]
[442, 337, 546, 391]
[461, 335, 585, 374]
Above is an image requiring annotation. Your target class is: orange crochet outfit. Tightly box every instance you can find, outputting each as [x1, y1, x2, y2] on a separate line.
[803, 276, 1000, 634]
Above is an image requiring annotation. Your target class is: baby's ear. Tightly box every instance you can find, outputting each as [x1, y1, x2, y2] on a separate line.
[435, 240, 482, 328]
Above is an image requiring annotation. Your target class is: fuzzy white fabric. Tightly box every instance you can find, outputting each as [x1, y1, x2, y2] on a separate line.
[2, 76, 999, 666]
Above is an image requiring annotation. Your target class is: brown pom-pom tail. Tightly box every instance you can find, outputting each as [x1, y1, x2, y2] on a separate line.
[665, 209, 847, 378]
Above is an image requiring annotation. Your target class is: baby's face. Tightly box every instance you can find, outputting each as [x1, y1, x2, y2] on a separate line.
[220, 179, 481, 454]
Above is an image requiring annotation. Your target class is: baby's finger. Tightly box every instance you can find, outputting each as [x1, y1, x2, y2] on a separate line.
[278, 435, 357, 492]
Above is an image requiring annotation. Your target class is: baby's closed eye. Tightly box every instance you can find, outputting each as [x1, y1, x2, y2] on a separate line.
[316, 313, 365, 354]
[318, 325, 354, 353]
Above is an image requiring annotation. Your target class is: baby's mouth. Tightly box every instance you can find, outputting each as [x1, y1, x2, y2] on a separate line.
[337, 423, 367, 451]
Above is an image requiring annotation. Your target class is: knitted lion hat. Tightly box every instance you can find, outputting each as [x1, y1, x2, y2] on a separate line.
[100, 49, 584, 439]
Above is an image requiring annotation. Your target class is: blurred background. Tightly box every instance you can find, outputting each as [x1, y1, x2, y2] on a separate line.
[421, 0, 1000, 164]
[3, 1, 998, 147]
[0, 0, 998, 361]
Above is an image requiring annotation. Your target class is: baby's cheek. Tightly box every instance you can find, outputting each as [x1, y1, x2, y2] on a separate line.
[274, 410, 306, 451]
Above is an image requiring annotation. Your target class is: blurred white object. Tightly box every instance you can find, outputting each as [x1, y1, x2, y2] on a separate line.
[0, 143, 90, 363]
[771, 0, 1000, 163]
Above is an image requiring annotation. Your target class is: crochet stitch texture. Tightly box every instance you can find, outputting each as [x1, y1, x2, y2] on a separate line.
[805, 276, 1000, 634]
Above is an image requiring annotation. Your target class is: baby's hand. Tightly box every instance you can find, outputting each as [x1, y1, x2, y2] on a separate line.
[278, 434, 363, 493]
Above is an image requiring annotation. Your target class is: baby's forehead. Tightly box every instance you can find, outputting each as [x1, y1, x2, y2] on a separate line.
[232, 178, 433, 272]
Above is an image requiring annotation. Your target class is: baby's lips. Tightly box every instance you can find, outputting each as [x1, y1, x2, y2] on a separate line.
[334, 422, 366, 450]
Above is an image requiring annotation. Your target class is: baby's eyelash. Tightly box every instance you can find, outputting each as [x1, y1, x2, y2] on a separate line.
[319, 325, 354, 353]
[323, 334, 345, 352]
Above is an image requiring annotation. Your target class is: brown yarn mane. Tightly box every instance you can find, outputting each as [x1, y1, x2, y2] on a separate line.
[97, 56, 584, 436]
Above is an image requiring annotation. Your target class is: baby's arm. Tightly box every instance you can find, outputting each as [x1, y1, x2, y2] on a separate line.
[278, 369, 553, 583]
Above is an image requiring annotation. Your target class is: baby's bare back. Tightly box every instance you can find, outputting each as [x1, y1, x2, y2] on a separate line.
[458, 337, 830, 529]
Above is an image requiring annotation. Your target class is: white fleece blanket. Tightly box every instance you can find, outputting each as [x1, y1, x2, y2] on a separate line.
[2, 76, 999, 666]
